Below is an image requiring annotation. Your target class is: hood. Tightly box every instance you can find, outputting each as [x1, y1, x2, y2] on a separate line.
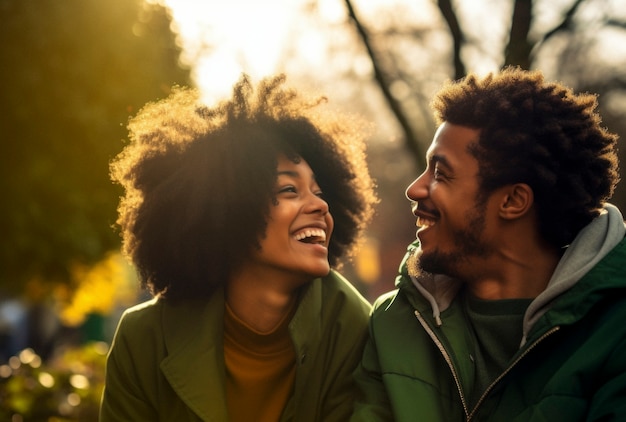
[521, 203, 625, 344]
[400, 204, 626, 336]
[395, 241, 461, 327]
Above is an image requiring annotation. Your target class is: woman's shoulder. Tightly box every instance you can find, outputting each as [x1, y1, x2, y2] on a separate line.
[318, 270, 371, 320]
[323, 270, 369, 300]
[116, 297, 164, 331]
[123, 296, 160, 314]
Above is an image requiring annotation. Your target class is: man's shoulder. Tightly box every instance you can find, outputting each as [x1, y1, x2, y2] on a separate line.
[576, 235, 626, 294]
[371, 288, 409, 318]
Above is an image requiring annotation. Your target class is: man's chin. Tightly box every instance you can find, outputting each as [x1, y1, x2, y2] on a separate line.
[407, 249, 448, 278]
[407, 249, 429, 278]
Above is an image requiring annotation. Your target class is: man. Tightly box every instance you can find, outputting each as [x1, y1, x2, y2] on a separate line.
[351, 67, 625, 421]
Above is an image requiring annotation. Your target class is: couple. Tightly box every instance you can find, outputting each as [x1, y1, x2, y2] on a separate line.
[100, 67, 626, 421]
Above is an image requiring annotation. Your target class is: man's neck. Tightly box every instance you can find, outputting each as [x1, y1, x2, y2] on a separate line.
[466, 242, 562, 300]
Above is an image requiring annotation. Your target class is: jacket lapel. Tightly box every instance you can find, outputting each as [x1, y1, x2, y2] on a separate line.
[160, 289, 228, 422]
[286, 279, 322, 418]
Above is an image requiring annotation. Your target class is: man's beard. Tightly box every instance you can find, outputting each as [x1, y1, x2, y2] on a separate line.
[407, 201, 492, 281]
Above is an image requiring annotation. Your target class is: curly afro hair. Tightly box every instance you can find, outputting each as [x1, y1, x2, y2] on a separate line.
[431, 66, 620, 248]
[110, 74, 378, 301]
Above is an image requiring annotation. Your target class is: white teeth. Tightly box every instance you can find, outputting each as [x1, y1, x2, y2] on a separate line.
[416, 217, 435, 228]
[294, 228, 326, 242]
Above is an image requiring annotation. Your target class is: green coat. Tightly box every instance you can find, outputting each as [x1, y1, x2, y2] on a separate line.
[100, 270, 371, 422]
[352, 205, 626, 421]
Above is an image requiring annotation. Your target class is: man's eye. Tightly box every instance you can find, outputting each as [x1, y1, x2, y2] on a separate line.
[433, 167, 445, 179]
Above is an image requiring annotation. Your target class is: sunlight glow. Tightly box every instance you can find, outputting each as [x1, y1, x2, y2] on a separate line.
[163, 0, 303, 101]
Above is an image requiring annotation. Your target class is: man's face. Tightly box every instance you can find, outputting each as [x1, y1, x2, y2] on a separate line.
[405, 122, 494, 280]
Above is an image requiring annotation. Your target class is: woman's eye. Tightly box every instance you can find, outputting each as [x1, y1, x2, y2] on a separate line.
[278, 185, 297, 194]
[433, 167, 445, 180]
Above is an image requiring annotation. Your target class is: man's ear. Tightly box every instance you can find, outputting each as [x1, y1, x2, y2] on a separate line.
[498, 183, 533, 220]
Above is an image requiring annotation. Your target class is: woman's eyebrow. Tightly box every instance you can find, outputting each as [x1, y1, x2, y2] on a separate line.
[277, 170, 317, 181]
[277, 170, 300, 178]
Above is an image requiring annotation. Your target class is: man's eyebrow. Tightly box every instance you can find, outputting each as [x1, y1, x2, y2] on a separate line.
[430, 154, 453, 171]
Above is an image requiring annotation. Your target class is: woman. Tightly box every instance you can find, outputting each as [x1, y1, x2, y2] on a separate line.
[99, 74, 378, 422]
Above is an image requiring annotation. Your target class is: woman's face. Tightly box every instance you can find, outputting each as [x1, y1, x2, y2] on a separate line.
[248, 154, 334, 286]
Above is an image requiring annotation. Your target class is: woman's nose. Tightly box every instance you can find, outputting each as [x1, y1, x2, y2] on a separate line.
[308, 192, 329, 215]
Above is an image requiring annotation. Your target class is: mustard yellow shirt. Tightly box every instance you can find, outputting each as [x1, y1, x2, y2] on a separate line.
[224, 302, 297, 422]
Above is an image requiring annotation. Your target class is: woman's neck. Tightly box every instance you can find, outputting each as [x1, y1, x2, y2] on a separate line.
[226, 271, 302, 333]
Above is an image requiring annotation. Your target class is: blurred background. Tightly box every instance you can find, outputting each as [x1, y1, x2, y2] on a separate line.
[1, 0, 624, 419]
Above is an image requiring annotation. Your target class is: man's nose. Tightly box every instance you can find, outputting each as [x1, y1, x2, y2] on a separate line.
[405, 170, 429, 202]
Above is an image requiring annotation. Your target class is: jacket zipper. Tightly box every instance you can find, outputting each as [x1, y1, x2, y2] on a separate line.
[415, 309, 561, 422]
[414, 310, 470, 419]
[467, 326, 561, 421]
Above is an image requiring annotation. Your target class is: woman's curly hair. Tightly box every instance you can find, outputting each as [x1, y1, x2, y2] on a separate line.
[431, 66, 620, 248]
[110, 74, 377, 301]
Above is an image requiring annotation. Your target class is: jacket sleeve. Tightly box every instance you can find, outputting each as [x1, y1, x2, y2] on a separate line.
[350, 313, 394, 422]
[99, 312, 159, 422]
[586, 336, 626, 421]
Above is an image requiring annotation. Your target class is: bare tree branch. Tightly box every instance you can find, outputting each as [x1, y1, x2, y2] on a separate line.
[344, 0, 424, 165]
[436, 0, 465, 79]
[536, 0, 585, 48]
[504, 0, 532, 68]
[607, 19, 626, 29]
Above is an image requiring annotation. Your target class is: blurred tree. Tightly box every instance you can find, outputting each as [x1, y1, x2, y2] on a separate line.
[345, 0, 626, 209]
[0, 0, 191, 293]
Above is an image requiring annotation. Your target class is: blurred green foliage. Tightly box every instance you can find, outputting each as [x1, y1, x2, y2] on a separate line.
[0, 342, 108, 421]
[0, 0, 191, 292]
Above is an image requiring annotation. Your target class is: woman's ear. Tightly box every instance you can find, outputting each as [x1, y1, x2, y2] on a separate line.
[499, 183, 534, 220]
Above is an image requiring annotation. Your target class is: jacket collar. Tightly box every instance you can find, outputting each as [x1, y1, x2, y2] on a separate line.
[160, 288, 227, 422]
[156, 278, 326, 422]
[289, 278, 322, 356]
[290, 279, 321, 361]
[394, 242, 461, 326]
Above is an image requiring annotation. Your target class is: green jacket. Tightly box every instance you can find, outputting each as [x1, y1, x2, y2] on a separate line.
[352, 204, 626, 421]
[100, 270, 371, 422]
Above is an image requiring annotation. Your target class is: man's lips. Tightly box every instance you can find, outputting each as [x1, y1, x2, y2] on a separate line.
[413, 205, 438, 228]
[411, 202, 438, 225]
[416, 216, 436, 228]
